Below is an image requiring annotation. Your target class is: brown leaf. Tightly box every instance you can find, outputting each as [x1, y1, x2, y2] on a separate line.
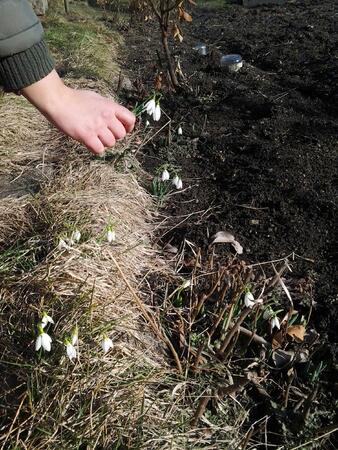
[172, 24, 183, 42]
[287, 324, 305, 342]
[154, 73, 162, 90]
[188, 0, 197, 5]
[179, 7, 193, 22]
[272, 330, 284, 349]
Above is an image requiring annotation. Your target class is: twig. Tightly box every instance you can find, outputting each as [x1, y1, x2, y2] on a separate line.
[302, 384, 318, 422]
[1, 392, 27, 449]
[235, 204, 269, 211]
[239, 326, 271, 348]
[191, 390, 211, 427]
[218, 308, 252, 356]
[248, 252, 315, 268]
[239, 425, 255, 450]
[290, 424, 338, 450]
[284, 370, 295, 408]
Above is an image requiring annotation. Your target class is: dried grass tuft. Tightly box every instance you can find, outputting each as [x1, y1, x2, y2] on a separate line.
[0, 85, 175, 448]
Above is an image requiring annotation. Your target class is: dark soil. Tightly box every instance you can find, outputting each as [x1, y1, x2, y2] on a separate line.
[122, 0, 337, 333]
[120, 0, 337, 445]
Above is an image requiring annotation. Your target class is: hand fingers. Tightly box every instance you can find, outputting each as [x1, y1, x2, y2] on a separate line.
[114, 105, 136, 133]
[98, 128, 116, 148]
[84, 135, 105, 154]
[108, 118, 127, 140]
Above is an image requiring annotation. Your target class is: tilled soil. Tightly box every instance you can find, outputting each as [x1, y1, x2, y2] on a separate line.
[122, 0, 337, 340]
[121, 2, 337, 442]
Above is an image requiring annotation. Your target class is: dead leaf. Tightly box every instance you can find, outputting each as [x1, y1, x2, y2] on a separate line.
[154, 73, 162, 90]
[211, 231, 235, 244]
[287, 324, 305, 342]
[272, 330, 284, 349]
[232, 240, 243, 254]
[188, 0, 197, 5]
[179, 7, 193, 22]
[172, 24, 183, 42]
[272, 349, 295, 368]
[211, 231, 243, 254]
[272, 348, 309, 368]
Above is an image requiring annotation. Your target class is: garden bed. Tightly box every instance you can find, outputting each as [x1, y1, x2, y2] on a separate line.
[120, 0, 337, 447]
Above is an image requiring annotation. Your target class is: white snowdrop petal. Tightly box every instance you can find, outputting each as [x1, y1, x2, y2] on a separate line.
[72, 230, 81, 243]
[102, 338, 113, 354]
[71, 334, 78, 346]
[42, 314, 54, 327]
[172, 175, 179, 186]
[107, 230, 116, 243]
[271, 316, 281, 330]
[41, 333, 52, 352]
[153, 104, 161, 121]
[161, 170, 170, 181]
[244, 292, 255, 308]
[178, 126, 183, 135]
[176, 179, 183, 190]
[67, 344, 77, 360]
[58, 239, 69, 251]
[35, 335, 42, 351]
[146, 99, 156, 115]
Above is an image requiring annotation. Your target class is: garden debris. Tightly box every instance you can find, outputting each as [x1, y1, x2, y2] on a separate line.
[211, 230, 243, 254]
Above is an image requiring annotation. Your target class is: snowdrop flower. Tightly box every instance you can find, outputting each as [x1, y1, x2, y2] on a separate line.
[66, 342, 77, 361]
[101, 336, 113, 354]
[58, 238, 70, 251]
[71, 326, 78, 346]
[153, 103, 161, 122]
[244, 292, 255, 308]
[41, 312, 54, 329]
[161, 169, 170, 181]
[181, 279, 191, 290]
[172, 175, 179, 186]
[106, 229, 116, 243]
[145, 120, 150, 127]
[244, 291, 264, 308]
[173, 175, 183, 190]
[35, 323, 52, 352]
[177, 126, 183, 135]
[271, 315, 281, 330]
[145, 98, 156, 116]
[175, 178, 183, 190]
[71, 230, 81, 244]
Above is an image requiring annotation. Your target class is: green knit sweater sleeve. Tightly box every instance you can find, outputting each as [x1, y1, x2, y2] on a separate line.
[0, 0, 54, 91]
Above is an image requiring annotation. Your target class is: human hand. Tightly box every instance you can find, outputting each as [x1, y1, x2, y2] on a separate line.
[22, 70, 135, 154]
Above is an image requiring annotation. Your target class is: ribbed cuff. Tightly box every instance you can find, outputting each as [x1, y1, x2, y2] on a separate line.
[0, 40, 54, 92]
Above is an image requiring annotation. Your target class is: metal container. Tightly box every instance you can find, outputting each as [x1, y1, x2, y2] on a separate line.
[193, 43, 208, 56]
[220, 54, 243, 72]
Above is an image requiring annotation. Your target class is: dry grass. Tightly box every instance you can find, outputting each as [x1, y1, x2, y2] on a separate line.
[0, 77, 174, 447]
[0, 80, 246, 449]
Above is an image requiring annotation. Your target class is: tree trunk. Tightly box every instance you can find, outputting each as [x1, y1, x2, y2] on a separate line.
[161, 27, 179, 89]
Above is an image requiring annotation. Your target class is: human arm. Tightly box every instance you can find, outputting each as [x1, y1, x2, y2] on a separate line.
[0, 0, 135, 153]
[21, 69, 135, 154]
